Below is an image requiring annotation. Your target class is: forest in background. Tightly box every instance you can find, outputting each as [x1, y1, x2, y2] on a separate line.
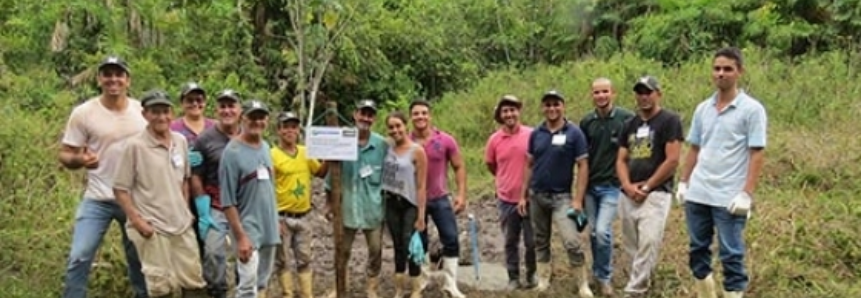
[2, 0, 861, 297]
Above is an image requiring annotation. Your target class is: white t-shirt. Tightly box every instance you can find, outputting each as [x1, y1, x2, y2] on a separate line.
[61, 97, 147, 200]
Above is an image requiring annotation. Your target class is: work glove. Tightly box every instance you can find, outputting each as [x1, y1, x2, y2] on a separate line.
[188, 149, 203, 167]
[408, 231, 426, 265]
[194, 195, 220, 241]
[675, 182, 688, 205]
[566, 208, 588, 232]
[727, 192, 753, 219]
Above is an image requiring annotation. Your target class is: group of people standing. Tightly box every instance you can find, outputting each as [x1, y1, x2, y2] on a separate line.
[56, 45, 764, 298]
[484, 46, 765, 298]
[57, 57, 470, 298]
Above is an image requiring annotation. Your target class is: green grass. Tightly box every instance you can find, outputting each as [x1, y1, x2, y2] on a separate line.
[1, 48, 860, 297]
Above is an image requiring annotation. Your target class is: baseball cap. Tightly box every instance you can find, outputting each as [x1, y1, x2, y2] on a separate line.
[277, 111, 301, 123]
[97, 55, 131, 74]
[180, 82, 206, 98]
[541, 90, 565, 102]
[140, 90, 173, 108]
[494, 95, 523, 124]
[633, 76, 661, 92]
[356, 99, 377, 112]
[242, 99, 270, 115]
[215, 89, 241, 102]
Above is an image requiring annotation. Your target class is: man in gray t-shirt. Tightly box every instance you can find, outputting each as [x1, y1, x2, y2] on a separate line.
[219, 99, 280, 298]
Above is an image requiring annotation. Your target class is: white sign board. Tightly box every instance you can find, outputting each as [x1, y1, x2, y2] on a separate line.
[306, 126, 359, 161]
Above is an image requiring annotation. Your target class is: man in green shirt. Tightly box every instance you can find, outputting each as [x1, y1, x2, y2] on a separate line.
[324, 99, 389, 298]
[579, 78, 635, 296]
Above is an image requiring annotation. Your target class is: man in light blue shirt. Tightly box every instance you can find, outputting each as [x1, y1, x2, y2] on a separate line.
[324, 99, 388, 298]
[678, 47, 767, 298]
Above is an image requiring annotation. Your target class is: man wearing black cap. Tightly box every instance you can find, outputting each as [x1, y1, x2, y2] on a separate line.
[485, 95, 537, 290]
[220, 99, 281, 298]
[579, 78, 635, 297]
[171, 82, 215, 144]
[616, 76, 683, 298]
[113, 90, 208, 298]
[59, 55, 148, 298]
[271, 111, 327, 298]
[516, 90, 593, 297]
[189, 89, 243, 298]
[324, 99, 389, 298]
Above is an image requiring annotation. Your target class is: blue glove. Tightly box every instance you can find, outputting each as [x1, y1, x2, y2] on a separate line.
[567, 208, 588, 232]
[408, 231, 425, 265]
[188, 150, 203, 167]
[194, 195, 220, 240]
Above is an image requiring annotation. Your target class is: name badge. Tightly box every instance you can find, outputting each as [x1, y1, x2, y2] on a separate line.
[360, 165, 373, 178]
[171, 154, 183, 168]
[551, 134, 566, 146]
[636, 126, 650, 139]
[257, 166, 270, 180]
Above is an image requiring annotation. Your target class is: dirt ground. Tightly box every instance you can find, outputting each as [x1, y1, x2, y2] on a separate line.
[254, 180, 647, 298]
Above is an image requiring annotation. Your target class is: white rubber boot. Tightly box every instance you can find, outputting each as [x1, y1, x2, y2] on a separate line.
[441, 257, 465, 298]
[723, 290, 744, 298]
[576, 266, 594, 297]
[694, 273, 717, 298]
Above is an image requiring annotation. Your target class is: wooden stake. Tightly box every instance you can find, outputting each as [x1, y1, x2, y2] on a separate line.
[325, 101, 347, 297]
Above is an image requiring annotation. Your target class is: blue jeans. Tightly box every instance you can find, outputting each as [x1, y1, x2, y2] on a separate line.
[584, 185, 620, 283]
[62, 199, 147, 298]
[685, 201, 749, 291]
[203, 208, 232, 296]
[497, 200, 536, 280]
[421, 195, 460, 257]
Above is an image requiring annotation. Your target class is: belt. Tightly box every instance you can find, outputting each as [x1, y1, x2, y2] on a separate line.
[278, 210, 309, 219]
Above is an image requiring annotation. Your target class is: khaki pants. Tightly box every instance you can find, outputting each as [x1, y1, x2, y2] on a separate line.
[126, 227, 207, 297]
[338, 226, 383, 277]
[275, 216, 314, 273]
[619, 191, 672, 295]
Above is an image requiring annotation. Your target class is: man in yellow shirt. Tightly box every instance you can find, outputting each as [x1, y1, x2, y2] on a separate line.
[270, 111, 327, 298]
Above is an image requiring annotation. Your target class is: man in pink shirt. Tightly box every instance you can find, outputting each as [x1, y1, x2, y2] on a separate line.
[484, 95, 535, 290]
[410, 99, 467, 298]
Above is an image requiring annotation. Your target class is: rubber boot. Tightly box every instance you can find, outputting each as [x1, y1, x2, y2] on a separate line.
[258, 290, 268, 298]
[366, 275, 380, 298]
[278, 273, 294, 298]
[695, 273, 717, 298]
[723, 290, 744, 298]
[297, 270, 313, 298]
[576, 266, 594, 298]
[181, 288, 209, 298]
[441, 257, 465, 298]
[535, 262, 551, 292]
[394, 273, 406, 298]
[410, 275, 424, 298]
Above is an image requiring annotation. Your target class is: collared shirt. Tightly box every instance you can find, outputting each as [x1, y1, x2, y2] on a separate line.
[686, 91, 767, 207]
[410, 129, 461, 199]
[528, 120, 589, 193]
[326, 132, 388, 229]
[113, 130, 192, 235]
[580, 106, 635, 187]
[485, 125, 532, 203]
[272, 145, 321, 213]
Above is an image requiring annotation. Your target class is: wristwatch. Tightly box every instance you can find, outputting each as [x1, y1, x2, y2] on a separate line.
[640, 184, 650, 192]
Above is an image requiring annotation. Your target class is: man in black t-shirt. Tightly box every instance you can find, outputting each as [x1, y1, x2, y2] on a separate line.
[615, 76, 684, 298]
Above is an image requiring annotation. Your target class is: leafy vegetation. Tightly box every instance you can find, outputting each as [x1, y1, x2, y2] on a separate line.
[2, 0, 861, 297]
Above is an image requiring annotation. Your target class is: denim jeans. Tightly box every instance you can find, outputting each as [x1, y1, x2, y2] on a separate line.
[529, 192, 586, 266]
[203, 208, 232, 296]
[497, 200, 536, 281]
[385, 192, 421, 276]
[420, 195, 460, 257]
[62, 199, 147, 298]
[685, 201, 749, 292]
[234, 246, 277, 298]
[584, 185, 621, 283]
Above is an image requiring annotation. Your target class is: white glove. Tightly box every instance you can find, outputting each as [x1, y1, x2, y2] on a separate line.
[674, 182, 687, 205]
[727, 192, 752, 218]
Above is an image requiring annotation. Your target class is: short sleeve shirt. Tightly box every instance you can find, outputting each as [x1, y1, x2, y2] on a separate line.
[271, 145, 321, 214]
[325, 132, 388, 230]
[219, 140, 281, 248]
[485, 125, 532, 203]
[527, 120, 589, 193]
[618, 109, 684, 192]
